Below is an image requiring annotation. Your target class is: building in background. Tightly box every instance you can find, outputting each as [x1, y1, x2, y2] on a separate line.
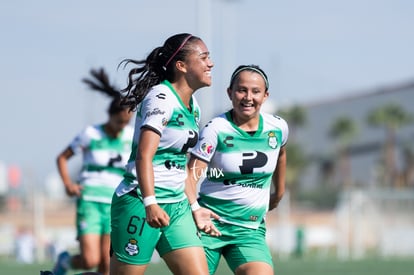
[269, 79, 414, 259]
[295, 79, 414, 191]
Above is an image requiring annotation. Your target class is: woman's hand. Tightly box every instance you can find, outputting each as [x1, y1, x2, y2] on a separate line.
[192, 207, 221, 236]
[145, 204, 170, 228]
[64, 182, 82, 197]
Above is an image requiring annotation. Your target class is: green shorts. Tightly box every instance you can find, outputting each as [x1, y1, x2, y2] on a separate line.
[76, 199, 111, 236]
[201, 220, 273, 274]
[110, 192, 203, 265]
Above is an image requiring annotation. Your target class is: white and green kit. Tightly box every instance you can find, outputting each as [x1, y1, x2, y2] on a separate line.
[115, 80, 201, 202]
[111, 80, 203, 264]
[70, 124, 133, 203]
[192, 111, 289, 229]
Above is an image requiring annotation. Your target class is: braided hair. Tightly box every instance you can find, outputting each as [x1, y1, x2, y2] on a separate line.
[82, 67, 127, 115]
[119, 33, 201, 111]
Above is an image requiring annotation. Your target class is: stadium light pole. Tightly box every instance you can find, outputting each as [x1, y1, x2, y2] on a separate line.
[196, 0, 242, 122]
[219, 0, 241, 115]
[195, 0, 214, 125]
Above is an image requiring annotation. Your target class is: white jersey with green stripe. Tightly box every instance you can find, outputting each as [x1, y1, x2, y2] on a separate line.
[70, 124, 134, 203]
[191, 111, 288, 229]
[115, 80, 201, 203]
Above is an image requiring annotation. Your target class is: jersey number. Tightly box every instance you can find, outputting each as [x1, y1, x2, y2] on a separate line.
[127, 216, 146, 236]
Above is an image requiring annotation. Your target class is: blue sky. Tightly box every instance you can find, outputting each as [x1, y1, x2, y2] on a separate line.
[1, 0, 414, 183]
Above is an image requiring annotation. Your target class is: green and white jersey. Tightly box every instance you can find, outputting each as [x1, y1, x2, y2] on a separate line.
[192, 111, 288, 229]
[115, 80, 201, 203]
[70, 124, 133, 203]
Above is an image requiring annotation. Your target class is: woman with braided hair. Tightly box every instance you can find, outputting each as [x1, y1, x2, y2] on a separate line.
[52, 68, 134, 275]
[109, 33, 218, 275]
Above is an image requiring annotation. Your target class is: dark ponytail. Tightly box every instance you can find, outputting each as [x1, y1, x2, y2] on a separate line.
[82, 67, 127, 115]
[119, 33, 201, 111]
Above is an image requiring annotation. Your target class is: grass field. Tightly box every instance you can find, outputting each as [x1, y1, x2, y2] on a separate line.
[2, 257, 414, 275]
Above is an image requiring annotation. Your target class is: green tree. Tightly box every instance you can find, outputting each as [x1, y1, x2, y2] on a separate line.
[278, 104, 306, 143]
[366, 102, 414, 187]
[277, 105, 308, 200]
[402, 144, 414, 187]
[329, 116, 358, 188]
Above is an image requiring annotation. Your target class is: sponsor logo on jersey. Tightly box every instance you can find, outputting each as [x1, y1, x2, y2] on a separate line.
[124, 238, 139, 256]
[145, 108, 165, 118]
[162, 117, 168, 126]
[164, 159, 185, 170]
[175, 114, 185, 126]
[223, 136, 234, 147]
[240, 151, 268, 174]
[181, 130, 198, 152]
[201, 142, 213, 155]
[108, 154, 122, 167]
[223, 179, 264, 189]
[268, 132, 278, 149]
[155, 92, 166, 99]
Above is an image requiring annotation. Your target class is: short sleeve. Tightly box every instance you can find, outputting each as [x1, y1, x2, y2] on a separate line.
[69, 127, 90, 155]
[274, 115, 289, 146]
[191, 119, 219, 162]
[139, 88, 173, 136]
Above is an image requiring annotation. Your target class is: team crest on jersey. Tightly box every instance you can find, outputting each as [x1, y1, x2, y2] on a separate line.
[268, 132, 278, 149]
[193, 110, 200, 124]
[124, 238, 139, 256]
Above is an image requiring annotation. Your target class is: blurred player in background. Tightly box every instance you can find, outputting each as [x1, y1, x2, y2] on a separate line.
[52, 68, 134, 275]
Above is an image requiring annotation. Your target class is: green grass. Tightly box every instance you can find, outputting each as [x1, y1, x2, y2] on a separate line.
[276, 258, 414, 275]
[2, 257, 414, 275]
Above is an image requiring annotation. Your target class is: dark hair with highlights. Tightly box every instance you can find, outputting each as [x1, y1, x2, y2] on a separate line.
[118, 33, 201, 111]
[82, 67, 127, 115]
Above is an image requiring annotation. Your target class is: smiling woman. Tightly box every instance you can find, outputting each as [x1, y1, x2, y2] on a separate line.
[186, 64, 289, 275]
[2, 0, 414, 190]
[109, 33, 217, 275]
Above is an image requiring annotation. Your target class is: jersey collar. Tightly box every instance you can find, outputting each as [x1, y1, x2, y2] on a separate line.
[225, 110, 263, 138]
[162, 80, 194, 115]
